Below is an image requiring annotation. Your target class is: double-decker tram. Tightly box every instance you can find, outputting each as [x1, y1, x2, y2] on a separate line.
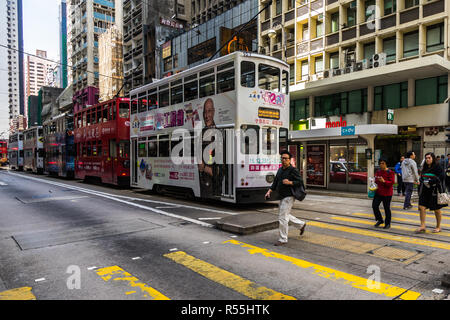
[43, 112, 75, 178]
[130, 51, 289, 203]
[23, 126, 44, 173]
[74, 97, 130, 186]
[8, 132, 24, 170]
[0, 139, 7, 166]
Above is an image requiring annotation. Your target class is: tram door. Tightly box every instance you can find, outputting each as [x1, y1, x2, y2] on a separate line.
[220, 128, 234, 199]
[131, 138, 137, 185]
[109, 139, 117, 184]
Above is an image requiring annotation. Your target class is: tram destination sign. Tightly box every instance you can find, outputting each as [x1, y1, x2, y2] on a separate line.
[258, 107, 280, 120]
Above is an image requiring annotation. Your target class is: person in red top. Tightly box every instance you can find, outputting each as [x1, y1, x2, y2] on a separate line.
[372, 157, 395, 229]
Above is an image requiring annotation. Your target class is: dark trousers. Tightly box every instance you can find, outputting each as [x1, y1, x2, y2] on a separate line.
[372, 194, 392, 225]
[397, 174, 405, 195]
[404, 182, 414, 209]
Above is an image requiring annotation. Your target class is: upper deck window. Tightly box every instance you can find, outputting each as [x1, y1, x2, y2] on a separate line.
[199, 74, 216, 98]
[159, 88, 170, 108]
[241, 61, 255, 88]
[217, 65, 235, 94]
[171, 83, 184, 105]
[119, 102, 130, 118]
[258, 64, 280, 92]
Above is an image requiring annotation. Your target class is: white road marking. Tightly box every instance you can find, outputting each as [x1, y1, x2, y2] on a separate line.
[0, 181, 7, 186]
[87, 266, 98, 270]
[198, 217, 222, 220]
[6, 172, 214, 228]
[34, 278, 46, 282]
[131, 257, 141, 260]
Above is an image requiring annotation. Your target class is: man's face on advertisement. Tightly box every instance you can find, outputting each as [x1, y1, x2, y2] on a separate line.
[204, 99, 215, 127]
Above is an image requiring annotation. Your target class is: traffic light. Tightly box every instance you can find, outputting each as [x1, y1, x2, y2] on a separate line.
[446, 126, 450, 143]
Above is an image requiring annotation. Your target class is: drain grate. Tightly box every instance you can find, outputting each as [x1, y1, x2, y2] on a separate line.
[366, 245, 425, 264]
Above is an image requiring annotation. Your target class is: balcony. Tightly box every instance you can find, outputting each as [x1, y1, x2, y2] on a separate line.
[423, 0, 445, 18]
[326, 0, 338, 4]
[359, 21, 375, 36]
[261, 20, 270, 32]
[297, 5, 308, 18]
[380, 13, 396, 30]
[326, 32, 339, 46]
[400, 6, 419, 24]
[284, 10, 294, 23]
[342, 26, 356, 41]
[297, 42, 309, 55]
[310, 37, 323, 51]
[286, 45, 295, 58]
[310, 0, 323, 12]
[273, 15, 282, 26]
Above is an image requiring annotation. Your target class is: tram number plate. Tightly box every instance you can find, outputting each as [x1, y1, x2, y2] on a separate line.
[258, 107, 280, 120]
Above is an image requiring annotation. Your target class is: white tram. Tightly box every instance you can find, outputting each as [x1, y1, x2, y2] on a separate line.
[130, 52, 289, 203]
[23, 126, 44, 174]
[8, 132, 24, 171]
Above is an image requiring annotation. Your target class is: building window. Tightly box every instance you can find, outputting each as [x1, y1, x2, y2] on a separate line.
[329, 52, 339, 69]
[405, 0, 419, 9]
[301, 60, 309, 79]
[314, 56, 323, 74]
[403, 30, 419, 58]
[365, 0, 375, 21]
[288, 0, 295, 10]
[347, 1, 357, 27]
[384, 0, 396, 15]
[314, 89, 367, 117]
[315, 20, 323, 38]
[426, 23, 444, 53]
[363, 42, 375, 61]
[374, 81, 408, 110]
[275, 0, 282, 16]
[302, 24, 309, 41]
[383, 37, 396, 62]
[415, 75, 448, 106]
[330, 12, 339, 33]
[290, 98, 309, 121]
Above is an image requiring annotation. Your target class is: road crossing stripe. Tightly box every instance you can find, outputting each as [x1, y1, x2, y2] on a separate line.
[0, 287, 36, 300]
[223, 240, 421, 300]
[96, 266, 170, 300]
[164, 251, 296, 300]
[381, 209, 450, 220]
[332, 216, 450, 238]
[306, 221, 450, 250]
[352, 212, 450, 228]
[392, 205, 450, 212]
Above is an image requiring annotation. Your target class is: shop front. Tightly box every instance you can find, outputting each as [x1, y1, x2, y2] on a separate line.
[289, 124, 398, 193]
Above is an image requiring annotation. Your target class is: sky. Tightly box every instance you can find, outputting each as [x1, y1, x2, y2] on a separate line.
[23, 0, 61, 61]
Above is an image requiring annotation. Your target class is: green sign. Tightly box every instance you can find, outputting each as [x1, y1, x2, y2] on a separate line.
[387, 109, 394, 121]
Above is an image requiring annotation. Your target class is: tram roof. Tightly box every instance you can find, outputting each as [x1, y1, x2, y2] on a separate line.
[130, 51, 289, 96]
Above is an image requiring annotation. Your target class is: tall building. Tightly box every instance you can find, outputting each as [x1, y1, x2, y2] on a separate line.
[25, 50, 59, 99]
[190, 0, 247, 25]
[0, 0, 25, 137]
[259, 0, 450, 192]
[59, 0, 68, 88]
[68, 0, 116, 92]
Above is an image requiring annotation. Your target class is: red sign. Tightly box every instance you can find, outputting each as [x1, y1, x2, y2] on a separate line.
[160, 18, 184, 29]
[326, 116, 347, 128]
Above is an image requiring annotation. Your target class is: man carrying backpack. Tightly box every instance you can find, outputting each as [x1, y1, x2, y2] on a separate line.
[401, 151, 420, 210]
[265, 150, 306, 246]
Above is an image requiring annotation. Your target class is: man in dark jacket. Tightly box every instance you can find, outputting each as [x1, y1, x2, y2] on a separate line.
[265, 151, 306, 246]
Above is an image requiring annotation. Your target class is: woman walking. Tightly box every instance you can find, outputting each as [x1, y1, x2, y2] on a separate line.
[416, 153, 447, 233]
[372, 158, 395, 229]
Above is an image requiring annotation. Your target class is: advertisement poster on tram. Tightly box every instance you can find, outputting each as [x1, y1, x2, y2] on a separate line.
[306, 145, 325, 187]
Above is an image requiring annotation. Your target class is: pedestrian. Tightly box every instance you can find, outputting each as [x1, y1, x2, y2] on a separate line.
[265, 150, 306, 246]
[416, 152, 447, 233]
[394, 156, 405, 196]
[401, 151, 420, 210]
[372, 157, 395, 229]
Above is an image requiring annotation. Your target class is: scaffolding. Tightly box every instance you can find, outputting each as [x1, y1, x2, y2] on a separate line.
[99, 25, 124, 102]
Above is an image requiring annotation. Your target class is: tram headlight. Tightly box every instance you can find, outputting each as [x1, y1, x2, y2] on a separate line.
[266, 173, 275, 184]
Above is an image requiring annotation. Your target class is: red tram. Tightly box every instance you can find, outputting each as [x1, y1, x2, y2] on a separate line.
[74, 97, 130, 186]
[0, 140, 7, 166]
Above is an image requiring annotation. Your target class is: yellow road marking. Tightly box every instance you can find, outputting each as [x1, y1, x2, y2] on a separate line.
[392, 205, 450, 212]
[0, 287, 36, 300]
[96, 266, 170, 300]
[223, 240, 420, 300]
[352, 212, 450, 229]
[332, 216, 450, 238]
[164, 251, 296, 300]
[306, 220, 450, 250]
[381, 209, 450, 220]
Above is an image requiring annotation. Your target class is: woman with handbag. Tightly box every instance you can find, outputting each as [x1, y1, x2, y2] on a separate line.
[416, 152, 447, 233]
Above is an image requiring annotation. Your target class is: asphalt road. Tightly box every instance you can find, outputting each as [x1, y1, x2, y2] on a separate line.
[0, 169, 449, 303]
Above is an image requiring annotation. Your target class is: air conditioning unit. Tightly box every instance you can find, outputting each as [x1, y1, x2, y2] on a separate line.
[372, 52, 387, 68]
[323, 69, 332, 78]
[332, 68, 342, 76]
[310, 74, 318, 81]
[344, 66, 353, 74]
[354, 59, 369, 71]
[301, 75, 310, 81]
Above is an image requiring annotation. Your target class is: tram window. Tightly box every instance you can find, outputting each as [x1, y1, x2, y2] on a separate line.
[240, 125, 259, 155]
[241, 61, 255, 87]
[67, 117, 74, 131]
[131, 98, 138, 114]
[86, 112, 91, 126]
[77, 115, 81, 128]
[138, 98, 147, 113]
[262, 127, 277, 155]
[158, 135, 170, 157]
[217, 61, 234, 72]
[148, 136, 157, 157]
[92, 141, 97, 156]
[82, 112, 86, 127]
[101, 107, 107, 122]
[97, 108, 102, 123]
[112, 104, 116, 120]
[119, 140, 129, 158]
[199, 75, 215, 98]
[258, 64, 280, 92]
[138, 142, 147, 157]
[148, 94, 158, 110]
[185, 74, 197, 82]
[97, 141, 102, 157]
[159, 89, 170, 108]
[184, 80, 198, 102]
[200, 68, 214, 77]
[119, 102, 130, 118]
[282, 70, 289, 94]
[171, 85, 183, 105]
[217, 69, 235, 93]
[279, 128, 288, 153]
[110, 140, 117, 158]
[87, 142, 92, 156]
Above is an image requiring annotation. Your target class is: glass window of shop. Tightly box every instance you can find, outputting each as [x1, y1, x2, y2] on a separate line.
[290, 98, 309, 122]
[314, 88, 367, 117]
[329, 138, 368, 188]
[374, 81, 408, 110]
[415, 75, 448, 106]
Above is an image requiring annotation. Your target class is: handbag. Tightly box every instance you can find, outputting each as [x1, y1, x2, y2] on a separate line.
[437, 191, 450, 205]
[291, 182, 307, 201]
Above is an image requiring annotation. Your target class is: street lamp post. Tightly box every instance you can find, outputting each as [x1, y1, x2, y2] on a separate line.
[267, 22, 286, 62]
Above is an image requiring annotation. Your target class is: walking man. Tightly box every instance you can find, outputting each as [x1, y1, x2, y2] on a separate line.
[394, 156, 405, 196]
[401, 151, 420, 210]
[265, 151, 306, 246]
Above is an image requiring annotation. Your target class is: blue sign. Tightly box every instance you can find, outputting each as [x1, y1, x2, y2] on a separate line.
[341, 126, 355, 136]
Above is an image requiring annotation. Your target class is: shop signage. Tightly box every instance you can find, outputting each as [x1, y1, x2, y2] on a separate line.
[325, 116, 347, 128]
[160, 17, 184, 29]
[162, 41, 172, 59]
[341, 126, 355, 136]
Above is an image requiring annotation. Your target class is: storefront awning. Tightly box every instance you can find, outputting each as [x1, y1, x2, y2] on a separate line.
[289, 124, 398, 142]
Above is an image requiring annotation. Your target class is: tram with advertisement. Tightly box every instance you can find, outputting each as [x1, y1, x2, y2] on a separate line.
[129, 51, 289, 203]
[8, 132, 24, 170]
[23, 126, 44, 173]
[43, 112, 75, 178]
[0, 139, 7, 166]
[73, 97, 130, 186]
